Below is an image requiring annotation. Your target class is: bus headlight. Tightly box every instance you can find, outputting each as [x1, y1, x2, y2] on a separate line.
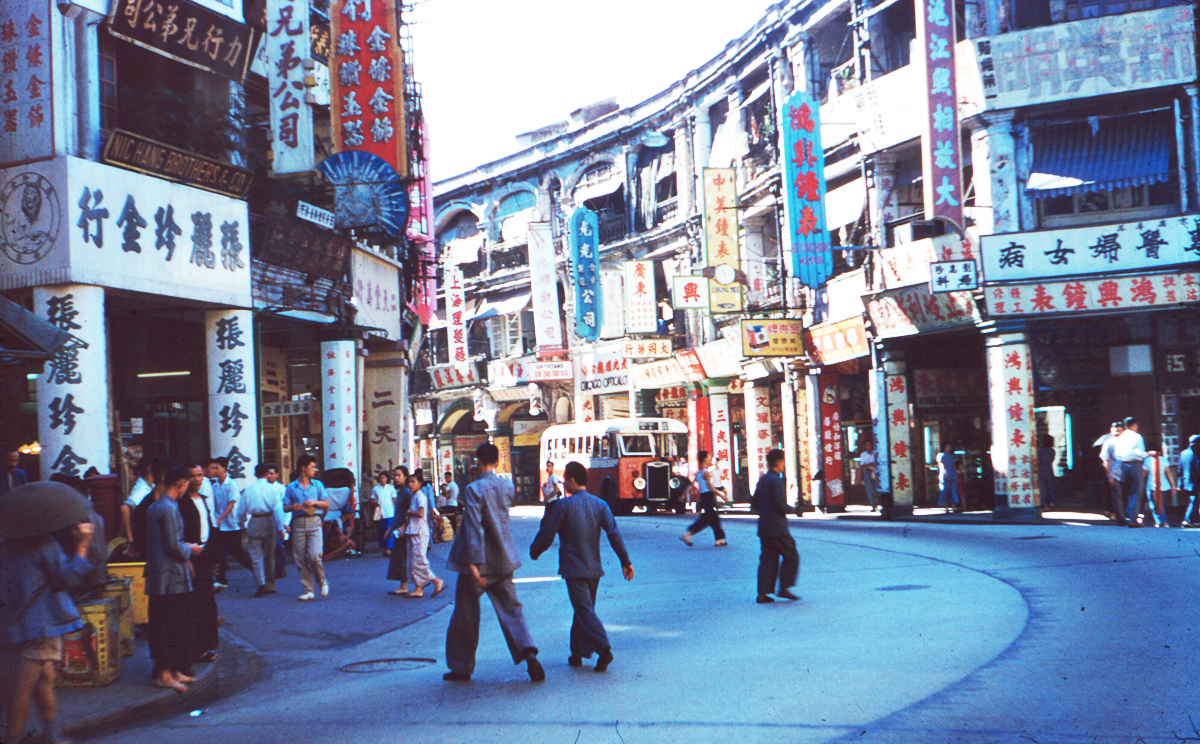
[633, 477, 646, 491]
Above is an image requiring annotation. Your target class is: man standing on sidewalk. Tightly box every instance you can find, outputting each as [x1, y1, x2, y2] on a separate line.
[284, 456, 330, 601]
[1114, 417, 1150, 527]
[1179, 435, 1200, 527]
[530, 461, 634, 673]
[443, 443, 543, 683]
[1100, 421, 1126, 524]
[209, 457, 252, 590]
[241, 464, 286, 597]
[752, 449, 799, 604]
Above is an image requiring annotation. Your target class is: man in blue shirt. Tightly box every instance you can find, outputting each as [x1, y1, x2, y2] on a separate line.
[1179, 435, 1200, 527]
[241, 463, 287, 596]
[208, 457, 253, 590]
[284, 455, 330, 601]
[752, 449, 799, 604]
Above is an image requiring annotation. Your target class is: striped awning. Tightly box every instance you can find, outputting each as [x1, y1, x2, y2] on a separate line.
[1026, 111, 1172, 198]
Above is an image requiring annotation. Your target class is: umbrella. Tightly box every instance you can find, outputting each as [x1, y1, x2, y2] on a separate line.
[0, 481, 91, 540]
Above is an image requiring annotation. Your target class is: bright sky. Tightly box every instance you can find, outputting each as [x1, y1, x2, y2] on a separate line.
[405, 0, 778, 181]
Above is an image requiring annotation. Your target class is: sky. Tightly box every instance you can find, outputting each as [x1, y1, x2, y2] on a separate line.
[405, 0, 779, 181]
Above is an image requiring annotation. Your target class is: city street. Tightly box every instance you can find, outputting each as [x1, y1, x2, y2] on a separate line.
[81, 509, 1200, 744]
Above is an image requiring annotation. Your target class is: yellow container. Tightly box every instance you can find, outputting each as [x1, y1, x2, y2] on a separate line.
[58, 597, 121, 687]
[106, 562, 148, 625]
[96, 577, 133, 657]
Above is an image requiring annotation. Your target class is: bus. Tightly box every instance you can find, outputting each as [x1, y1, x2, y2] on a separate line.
[539, 418, 689, 515]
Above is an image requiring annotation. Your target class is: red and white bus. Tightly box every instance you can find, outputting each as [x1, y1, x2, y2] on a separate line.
[539, 418, 689, 515]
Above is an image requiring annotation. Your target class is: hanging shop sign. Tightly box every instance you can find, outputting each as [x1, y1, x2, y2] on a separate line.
[929, 259, 978, 293]
[107, 0, 256, 83]
[694, 338, 743, 379]
[258, 212, 351, 281]
[428, 363, 479, 390]
[622, 337, 673, 360]
[632, 357, 686, 388]
[570, 207, 603, 342]
[701, 168, 743, 313]
[102, 130, 254, 199]
[296, 200, 335, 229]
[407, 125, 437, 322]
[351, 247, 400, 340]
[528, 222, 565, 355]
[980, 216, 1200, 283]
[818, 374, 845, 506]
[0, 0, 54, 167]
[740, 318, 803, 357]
[487, 356, 532, 389]
[675, 349, 707, 383]
[864, 285, 981, 339]
[328, 0, 407, 177]
[265, 0, 315, 174]
[915, 0, 963, 231]
[671, 274, 710, 310]
[530, 361, 572, 382]
[625, 260, 657, 334]
[445, 262, 468, 372]
[654, 385, 690, 407]
[874, 234, 965, 289]
[575, 342, 627, 393]
[781, 91, 832, 289]
[984, 270, 1199, 317]
[803, 316, 870, 367]
[263, 398, 314, 417]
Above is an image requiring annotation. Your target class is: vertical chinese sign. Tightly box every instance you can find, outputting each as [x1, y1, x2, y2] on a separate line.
[364, 354, 403, 481]
[321, 340, 359, 475]
[624, 260, 656, 334]
[781, 91, 831, 289]
[885, 371, 913, 508]
[988, 337, 1036, 509]
[708, 392, 734, 491]
[206, 310, 258, 487]
[445, 262, 468, 373]
[701, 168, 742, 313]
[743, 383, 772, 488]
[570, 207, 602, 342]
[818, 374, 845, 507]
[0, 0, 53, 166]
[329, 0, 407, 176]
[528, 222, 565, 356]
[916, 0, 963, 228]
[408, 125, 436, 321]
[266, 0, 315, 174]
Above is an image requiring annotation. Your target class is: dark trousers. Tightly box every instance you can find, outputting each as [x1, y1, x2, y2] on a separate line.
[757, 534, 800, 596]
[566, 577, 609, 658]
[376, 517, 394, 552]
[445, 572, 536, 675]
[687, 492, 725, 540]
[386, 534, 410, 582]
[213, 529, 253, 584]
[1109, 478, 1126, 523]
[190, 549, 219, 656]
[148, 592, 196, 676]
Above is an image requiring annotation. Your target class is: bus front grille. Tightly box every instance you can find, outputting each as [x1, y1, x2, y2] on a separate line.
[645, 461, 671, 501]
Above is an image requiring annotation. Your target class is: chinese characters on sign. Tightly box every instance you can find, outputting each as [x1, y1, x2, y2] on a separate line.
[803, 317, 870, 367]
[916, 0, 963, 229]
[364, 359, 402, 481]
[929, 260, 978, 293]
[207, 310, 257, 483]
[320, 339, 358, 474]
[107, 0, 256, 83]
[780, 91, 832, 289]
[631, 357, 686, 388]
[570, 207, 603, 342]
[744, 385, 773, 485]
[262, 398, 314, 417]
[884, 372, 913, 506]
[988, 341, 1037, 508]
[530, 361, 572, 382]
[621, 337, 673, 360]
[865, 286, 981, 339]
[985, 271, 1199, 317]
[671, 275, 709, 310]
[740, 318, 803, 357]
[701, 168, 743, 312]
[818, 375, 845, 506]
[675, 349, 706, 383]
[428, 363, 477, 390]
[259, 213, 351, 281]
[266, 0, 315, 174]
[709, 393, 733, 489]
[445, 263, 468, 373]
[624, 260, 657, 334]
[351, 247, 400, 339]
[329, 0, 407, 176]
[0, 0, 53, 166]
[528, 222, 565, 356]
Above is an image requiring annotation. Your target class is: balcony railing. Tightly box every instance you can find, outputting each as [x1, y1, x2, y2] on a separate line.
[597, 211, 628, 244]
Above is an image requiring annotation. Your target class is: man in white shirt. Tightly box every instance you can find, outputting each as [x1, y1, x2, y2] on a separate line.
[1100, 421, 1126, 524]
[209, 457, 253, 589]
[122, 456, 156, 548]
[1112, 417, 1151, 527]
[241, 464, 287, 597]
[858, 439, 879, 512]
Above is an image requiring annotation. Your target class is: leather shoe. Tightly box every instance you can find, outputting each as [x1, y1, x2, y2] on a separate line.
[253, 586, 267, 598]
[568, 655, 583, 667]
[443, 671, 471, 682]
[594, 649, 613, 673]
[777, 589, 800, 601]
[525, 651, 545, 682]
[756, 594, 775, 604]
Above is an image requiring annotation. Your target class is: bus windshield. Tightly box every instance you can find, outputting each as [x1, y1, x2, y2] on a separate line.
[620, 435, 654, 456]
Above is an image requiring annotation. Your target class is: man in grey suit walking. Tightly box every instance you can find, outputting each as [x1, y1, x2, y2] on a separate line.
[753, 449, 800, 604]
[443, 443, 543, 683]
[531, 461, 634, 672]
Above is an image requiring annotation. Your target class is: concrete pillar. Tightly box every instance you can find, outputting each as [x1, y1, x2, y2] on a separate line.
[986, 327, 1038, 519]
[708, 388, 733, 491]
[321, 339, 359, 476]
[972, 111, 1019, 235]
[205, 309, 258, 487]
[884, 358, 914, 515]
[804, 373, 823, 508]
[1187, 86, 1199, 211]
[692, 107, 712, 174]
[674, 125, 695, 217]
[364, 352, 405, 480]
[869, 351, 891, 493]
[1015, 121, 1035, 232]
[782, 372, 803, 507]
[868, 154, 899, 249]
[35, 284, 109, 480]
[744, 381, 771, 490]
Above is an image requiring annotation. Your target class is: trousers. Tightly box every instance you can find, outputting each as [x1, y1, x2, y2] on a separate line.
[757, 534, 800, 595]
[213, 529, 253, 584]
[291, 516, 325, 593]
[407, 527, 438, 587]
[245, 516, 277, 589]
[148, 592, 195, 676]
[445, 572, 536, 675]
[1120, 461, 1145, 524]
[687, 492, 725, 540]
[566, 577, 609, 658]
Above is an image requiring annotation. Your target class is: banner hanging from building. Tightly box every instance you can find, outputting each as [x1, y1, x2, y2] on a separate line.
[916, 0, 963, 230]
[781, 91, 832, 289]
[570, 207, 602, 342]
[364, 354, 404, 481]
[818, 374, 845, 507]
[445, 262, 468, 372]
[266, 0, 315, 174]
[528, 222, 565, 355]
[107, 0, 256, 83]
[1, 0, 54, 167]
[701, 168, 743, 313]
[624, 260, 657, 334]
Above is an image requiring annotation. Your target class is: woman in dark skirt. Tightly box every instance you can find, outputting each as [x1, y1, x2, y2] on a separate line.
[385, 466, 413, 595]
[144, 464, 202, 692]
[177, 462, 220, 663]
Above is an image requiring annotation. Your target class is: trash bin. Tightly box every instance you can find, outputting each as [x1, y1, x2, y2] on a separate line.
[58, 597, 121, 687]
[96, 576, 134, 657]
[106, 563, 148, 624]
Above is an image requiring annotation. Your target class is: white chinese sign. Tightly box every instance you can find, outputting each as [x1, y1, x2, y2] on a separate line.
[352, 247, 400, 339]
[206, 309, 258, 488]
[988, 340, 1036, 508]
[575, 342, 629, 395]
[864, 286, 981, 339]
[531, 361, 572, 381]
[621, 337, 673, 359]
[929, 260, 978, 293]
[708, 393, 733, 489]
[624, 260, 657, 334]
[0, 0, 53, 166]
[445, 263, 468, 372]
[262, 398, 314, 417]
[429, 364, 479, 390]
[487, 356, 532, 388]
[321, 339, 358, 474]
[672, 275, 709, 310]
[528, 222, 565, 355]
[266, 0, 315, 173]
[631, 357, 686, 388]
[985, 271, 1199, 317]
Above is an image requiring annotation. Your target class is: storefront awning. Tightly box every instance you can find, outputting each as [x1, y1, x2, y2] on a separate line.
[825, 178, 866, 230]
[1026, 110, 1172, 198]
[0, 295, 69, 364]
[469, 293, 531, 322]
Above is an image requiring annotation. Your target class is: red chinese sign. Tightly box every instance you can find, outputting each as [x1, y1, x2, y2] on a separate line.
[865, 286, 981, 339]
[675, 349, 707, 383]
[917, 0, 963, 229]
[819, 374, 845, 507]
[986, 271, 1199, 316]
[0, 0, 52, 166]
[445, 263, 468, 371]
[803, 316, 870, 367]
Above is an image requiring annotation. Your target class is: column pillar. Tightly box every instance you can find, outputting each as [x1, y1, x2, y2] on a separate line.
[205, 309, 258, 487]
[692, 107, 712, 174]
[869, 348, 891, 494]
[320, 339, 359, 476]
[35, 284, 109, 480]
[674, 124, 695, 216]
[970, 111, 1019, 235]
[1184, 85, 1198, 212]
[744, 381, 770, 490]
[708, 388, 733, 493]
[884, 357, 914, 515]
[782, 371, 804, 507]
[363, 352, 405, 479]
[986, 326, 1038, 519]
[868, 154, 899, 249]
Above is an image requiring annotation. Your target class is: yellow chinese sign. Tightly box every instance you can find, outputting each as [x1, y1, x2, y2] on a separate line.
[741, 319, 803, 357]
[702, 168, 743, 313]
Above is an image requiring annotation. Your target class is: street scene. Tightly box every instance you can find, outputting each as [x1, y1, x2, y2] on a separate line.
[1, 0, 1198, 739]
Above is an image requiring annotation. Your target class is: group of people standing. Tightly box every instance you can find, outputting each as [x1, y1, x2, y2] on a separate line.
[377, 466, 458, 599]
[1101, 418, 1199, 528]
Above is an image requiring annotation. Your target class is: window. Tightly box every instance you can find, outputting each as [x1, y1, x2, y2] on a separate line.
[601, 436, 611, 458]
[620, 435, 653, 456]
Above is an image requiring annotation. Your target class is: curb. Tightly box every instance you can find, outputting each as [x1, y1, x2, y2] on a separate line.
[62, 657, 218, 739]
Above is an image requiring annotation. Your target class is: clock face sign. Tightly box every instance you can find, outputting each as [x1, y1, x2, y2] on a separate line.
[714, 264, 737, 286]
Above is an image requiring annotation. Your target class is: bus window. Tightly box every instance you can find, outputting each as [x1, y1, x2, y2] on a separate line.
[600, 436, 611, 458]
[569, 438, 576, 455]
[593, 437, 601, 455]
[621, 435, 653, 456]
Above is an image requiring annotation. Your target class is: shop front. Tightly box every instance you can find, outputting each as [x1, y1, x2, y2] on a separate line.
[574, 341, 631, 422]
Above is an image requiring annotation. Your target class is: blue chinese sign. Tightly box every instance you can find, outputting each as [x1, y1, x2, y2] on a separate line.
[781, 91, 831, 289]
[570, 207, 602, 342]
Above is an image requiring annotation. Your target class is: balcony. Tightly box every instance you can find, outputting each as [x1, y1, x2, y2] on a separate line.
[490, 242, 529, 272]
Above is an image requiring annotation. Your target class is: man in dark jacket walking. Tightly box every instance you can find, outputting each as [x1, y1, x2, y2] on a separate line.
[531, 461, 634, 672]
[752, 449, 799, 604]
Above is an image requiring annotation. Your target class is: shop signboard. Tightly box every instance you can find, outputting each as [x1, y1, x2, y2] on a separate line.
[102, 130, 254, 199]
[803, 316, 870, 367]
[438, 444, 453, 478]
[654, 385, 690, 407]
[780, 91, 832, 289]
[575, 342, 628, 395]
[980, 216, 1200, 283]
[1, 0, 54, 167]
[740, 318, 803, 357]
[413, 400, 433, 426]
[445, 263, 468, 372]
[496, 437, 512, 476]
[744, 383, 773, 486]
[428, 363, 478, 390]
[107, 0, 256, 83]
[695, 337, 742, 379]
[701, 168, 743, 313]
[487, 356, 532, 388]
[709, 393, 733, 488]
[570, 207, 603, 341]
[297, 200, 335, 229]
[864, 285, 981, 339]
[873, 234, 965, 289]
[262, 399, 314, 417]
[984, 270, 1199, 317]
[530, 361, 572, 382]
[352, 247, 400, 340]
[675, 349, 706, 383]
[320, 339, 358, 474]
[916, 0, 963, 231]
[622, 337, 673, 359]
[407, 126, 437, 322]
[818, 374, 845, 507]
[884, 371, 914, 505]
[513, 420, 551, 447]
[631, 357, 686, 388]
[364, 354, 403, 480]
[929, 259, 978, 293]
[672, 274, 709, 310]
[265, 0, 315, 174]
[624, 260, 657, 334]
[988, 340, 1036, 508]
[528, 222, 565, 355]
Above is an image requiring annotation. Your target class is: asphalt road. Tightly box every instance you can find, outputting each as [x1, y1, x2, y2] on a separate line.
[84, 510, 1200, 744]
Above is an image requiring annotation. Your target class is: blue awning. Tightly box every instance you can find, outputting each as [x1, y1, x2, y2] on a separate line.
[1026, 111, 1172, 198]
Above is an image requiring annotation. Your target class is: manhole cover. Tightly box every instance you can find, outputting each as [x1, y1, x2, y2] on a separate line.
[875, 585, 930, 592]
[1012, 535, 1055, 540]
[340, 658, 437, 673]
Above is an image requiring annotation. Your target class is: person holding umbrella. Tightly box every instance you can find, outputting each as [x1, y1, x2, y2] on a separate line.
[0, 482, 97, 744]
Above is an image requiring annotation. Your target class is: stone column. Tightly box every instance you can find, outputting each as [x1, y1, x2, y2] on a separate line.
[782, 372, 804, 507]
[321, 340, 359, 476]
[986, 326, 1038, 519]
[35, 284, 109, 480]
[744, 381, 770, 490]
[708, 388, 733, 492]
[971, 111, 1019, 235]
[205, 309, 258, 487]
[692, 106, 712, 174]
[884, 357, 914, 515]
[868, 350, 891, 494]
[1184, 85, 1198, 212]
[868, 154, 899, 249]
[674, 124, 695, 217]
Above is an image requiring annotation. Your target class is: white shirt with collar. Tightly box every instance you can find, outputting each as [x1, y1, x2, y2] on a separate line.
[1112, 429, 1149, 463]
